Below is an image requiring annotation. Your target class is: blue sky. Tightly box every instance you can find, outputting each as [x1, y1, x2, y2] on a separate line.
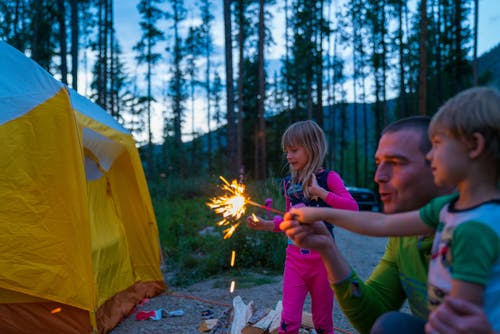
[109, 0, 500, 142]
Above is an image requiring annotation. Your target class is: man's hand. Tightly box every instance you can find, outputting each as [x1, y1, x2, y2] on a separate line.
[425, 297, 495, 334]
[279, 217, 334, 251]
[280, 216, 352, 283]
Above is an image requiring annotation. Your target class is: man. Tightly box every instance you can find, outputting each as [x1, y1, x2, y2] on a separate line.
[281, 116, 495, 334]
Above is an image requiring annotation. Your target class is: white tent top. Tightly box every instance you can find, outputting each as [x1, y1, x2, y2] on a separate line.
[68, 87, 129, 134]
[0, 41, 62, 125]
[0, 40, 130, 137]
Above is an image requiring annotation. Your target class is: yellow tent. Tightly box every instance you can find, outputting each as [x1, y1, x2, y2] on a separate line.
[0, 41, 165, 333]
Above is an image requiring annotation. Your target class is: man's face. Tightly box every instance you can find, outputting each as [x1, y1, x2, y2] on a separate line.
[374, 129, 439, 214]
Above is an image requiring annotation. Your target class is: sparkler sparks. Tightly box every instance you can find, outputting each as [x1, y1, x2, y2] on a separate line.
[207, 176, 286, 294]
[230, 250, 236, 267]
[207, 176, 285, 239]
[206, 177, 248, 239]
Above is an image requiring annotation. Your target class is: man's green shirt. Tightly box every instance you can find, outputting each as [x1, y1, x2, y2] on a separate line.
[333, 235, 432, 334]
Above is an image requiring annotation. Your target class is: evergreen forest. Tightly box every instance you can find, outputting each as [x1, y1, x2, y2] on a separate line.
[1, 0, 497, 188]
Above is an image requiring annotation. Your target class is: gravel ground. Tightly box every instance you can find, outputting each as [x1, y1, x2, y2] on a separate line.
[111, 229, 387, 334]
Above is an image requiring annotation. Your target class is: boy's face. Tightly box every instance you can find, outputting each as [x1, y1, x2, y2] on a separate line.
[374, 129, 439, 214]
[427, 132, 469, 187]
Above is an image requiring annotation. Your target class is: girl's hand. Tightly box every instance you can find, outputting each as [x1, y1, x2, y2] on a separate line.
[307, 174, 325, 200]
[246, 215, 273, 231]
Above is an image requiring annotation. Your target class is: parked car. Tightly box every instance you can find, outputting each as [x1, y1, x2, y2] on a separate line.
[346, 186, 380, 212]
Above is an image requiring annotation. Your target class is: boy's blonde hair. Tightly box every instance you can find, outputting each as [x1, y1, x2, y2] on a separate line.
[281, 120, 327, 198]
[429, 87, 500, 171]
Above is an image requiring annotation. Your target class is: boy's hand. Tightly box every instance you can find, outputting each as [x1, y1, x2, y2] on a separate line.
[285, 207, 323, 224]
[425, 297, 495, 334]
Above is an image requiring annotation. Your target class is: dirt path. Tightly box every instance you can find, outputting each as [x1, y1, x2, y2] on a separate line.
[111, 229, 387, 334]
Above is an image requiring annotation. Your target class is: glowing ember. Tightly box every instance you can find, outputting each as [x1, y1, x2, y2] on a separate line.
[230, 250, 236, 267]
[50, 307, 62, 314]
[229, 280, 236, 293]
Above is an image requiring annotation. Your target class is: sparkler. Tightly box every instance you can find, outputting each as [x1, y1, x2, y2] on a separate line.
[207, 176, 285, 239]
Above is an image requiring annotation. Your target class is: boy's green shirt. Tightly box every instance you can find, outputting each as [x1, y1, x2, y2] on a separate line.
[332, 234, 432, 334]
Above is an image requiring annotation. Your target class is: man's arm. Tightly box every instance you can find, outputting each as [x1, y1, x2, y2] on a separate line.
[333, 238, 407, 334]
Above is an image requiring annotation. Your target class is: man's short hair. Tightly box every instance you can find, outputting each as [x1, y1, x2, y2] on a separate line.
[382, 116, 432, 155]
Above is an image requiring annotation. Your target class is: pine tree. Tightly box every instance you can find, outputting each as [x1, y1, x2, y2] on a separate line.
[223, 0, 237, 176]
[166, 0, 187, 176]
[134, 0, 166, 178]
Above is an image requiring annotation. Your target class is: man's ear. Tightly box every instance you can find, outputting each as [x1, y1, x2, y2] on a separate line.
[468, 132, 486, 159]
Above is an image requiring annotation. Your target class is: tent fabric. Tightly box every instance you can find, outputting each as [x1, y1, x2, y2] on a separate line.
[0, 89, 94, 309]
[0, 42, 62, 126]
[0, 41, 165, 333]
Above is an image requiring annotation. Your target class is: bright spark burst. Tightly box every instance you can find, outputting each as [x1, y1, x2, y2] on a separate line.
[207, 176, 250, 239]
[207, 176, 285, 239]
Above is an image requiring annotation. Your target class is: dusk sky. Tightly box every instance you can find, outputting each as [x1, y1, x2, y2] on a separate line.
[106, 0, 500, 142]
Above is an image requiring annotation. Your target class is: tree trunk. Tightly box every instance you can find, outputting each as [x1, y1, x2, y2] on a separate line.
[206, 30, 212, 173]
[315, 0, 324, 126]
[436, 0, 442, 105]
[57, 0, 68, 84]
[237, 0, 245, 178]
[473, 0, 478, 86]
[352, 39, 358, 185]
[109, 0, 115, 116]
[398, 0, 407, 117]
[224, 0, 237, 176]
[418, 0, 427, 115]
[70, 0, 79, 90]
[256, 0, 266, 180]
[285, 0, 291, 123]
[31, 0, 43, 64]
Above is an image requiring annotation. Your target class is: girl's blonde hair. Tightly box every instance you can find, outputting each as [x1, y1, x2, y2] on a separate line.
[281, 120, 327, 199]
[429, 87, 500, 171]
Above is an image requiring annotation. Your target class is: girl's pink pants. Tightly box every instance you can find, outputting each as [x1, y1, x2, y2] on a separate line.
[279, 244, 334, 334]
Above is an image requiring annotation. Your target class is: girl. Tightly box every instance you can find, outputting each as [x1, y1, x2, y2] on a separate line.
[247, 120, 358, 334]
